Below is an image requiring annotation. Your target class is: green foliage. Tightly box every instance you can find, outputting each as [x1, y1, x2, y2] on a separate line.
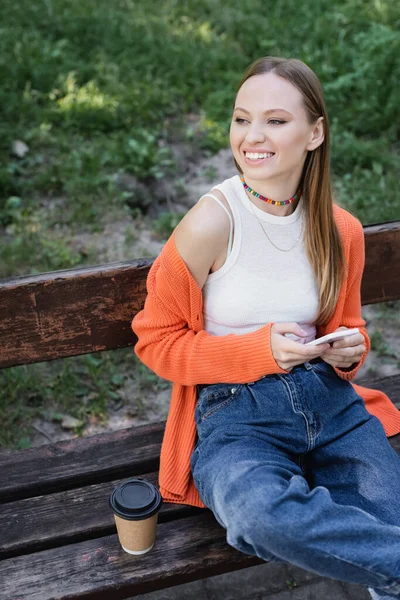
[0, 349, 128, 449]
[0, 348, 171, 450]
[0, 0, 399, 238]
[0, 208, 97, 277]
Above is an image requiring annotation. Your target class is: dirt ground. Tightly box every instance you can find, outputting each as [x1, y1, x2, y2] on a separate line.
[27, 147, 400, 449]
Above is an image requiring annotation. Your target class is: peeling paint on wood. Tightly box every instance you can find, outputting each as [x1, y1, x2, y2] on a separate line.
[0, 223, 399, 369]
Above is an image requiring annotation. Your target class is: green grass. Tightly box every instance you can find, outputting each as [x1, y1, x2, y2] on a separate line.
[0, 348, 170, 449]
[1, 0, 399, 238]
[1, 0, 399, 449]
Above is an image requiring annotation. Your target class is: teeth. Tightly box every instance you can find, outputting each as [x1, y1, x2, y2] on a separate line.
[245, 152, 274, 160]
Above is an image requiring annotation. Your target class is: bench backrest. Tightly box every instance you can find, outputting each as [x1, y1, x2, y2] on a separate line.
[1, 221, 399, 370]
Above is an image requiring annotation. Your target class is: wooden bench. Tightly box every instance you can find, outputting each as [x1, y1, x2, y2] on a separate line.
[0, 221, 399, 600]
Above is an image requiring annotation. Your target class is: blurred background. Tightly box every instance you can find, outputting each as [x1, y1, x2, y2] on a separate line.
[1, 0, 399, 451]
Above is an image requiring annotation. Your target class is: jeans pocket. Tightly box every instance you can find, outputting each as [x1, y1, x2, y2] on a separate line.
[198, 382, 244, 422]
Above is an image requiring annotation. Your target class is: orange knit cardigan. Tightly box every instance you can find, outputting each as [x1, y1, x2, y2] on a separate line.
[131, 203, 400, 508]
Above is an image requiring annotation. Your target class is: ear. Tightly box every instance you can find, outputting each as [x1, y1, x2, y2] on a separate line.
[307, 116, 324, 151]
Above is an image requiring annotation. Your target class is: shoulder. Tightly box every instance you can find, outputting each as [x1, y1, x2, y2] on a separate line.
[175, 186, 232, 241]
[172, 186, 232, 288]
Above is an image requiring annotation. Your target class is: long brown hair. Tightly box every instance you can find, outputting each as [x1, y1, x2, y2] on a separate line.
[234, 57, 346, 326]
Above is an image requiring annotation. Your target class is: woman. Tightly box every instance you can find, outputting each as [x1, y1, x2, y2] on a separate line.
[132, 57, 400, 599]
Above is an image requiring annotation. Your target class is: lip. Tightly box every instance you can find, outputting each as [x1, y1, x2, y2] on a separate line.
[243, 149, 275, 154]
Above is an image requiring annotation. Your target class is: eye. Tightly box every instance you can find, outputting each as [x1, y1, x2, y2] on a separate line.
[268, 119, 286, 125]
[234, 117, 248, 124]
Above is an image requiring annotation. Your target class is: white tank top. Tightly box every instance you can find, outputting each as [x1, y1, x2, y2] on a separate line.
[200, 175, 319, 344]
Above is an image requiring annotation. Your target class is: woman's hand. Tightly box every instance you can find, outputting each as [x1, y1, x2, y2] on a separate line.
[320, 326, 366, 369]
[271, 322, 330, 372]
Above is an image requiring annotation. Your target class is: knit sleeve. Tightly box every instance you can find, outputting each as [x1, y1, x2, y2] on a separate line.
[333, 217, 371, 381]
[131, 260, 286, 386]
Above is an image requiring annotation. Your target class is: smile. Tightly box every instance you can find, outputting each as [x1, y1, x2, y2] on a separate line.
[244, 151, 275, 163]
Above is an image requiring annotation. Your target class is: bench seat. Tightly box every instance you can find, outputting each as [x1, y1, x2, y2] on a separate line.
[0, 373, 399, 600]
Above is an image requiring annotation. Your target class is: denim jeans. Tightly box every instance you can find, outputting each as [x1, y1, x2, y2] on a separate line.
[190, 359, 400, 599]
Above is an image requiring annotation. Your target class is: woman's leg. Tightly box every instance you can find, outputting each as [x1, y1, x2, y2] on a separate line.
[191, 366, 400, 596]
[306, 362, 400, 598]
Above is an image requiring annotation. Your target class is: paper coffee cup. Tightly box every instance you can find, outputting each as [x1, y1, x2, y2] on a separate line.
[109, 478, 163, 555]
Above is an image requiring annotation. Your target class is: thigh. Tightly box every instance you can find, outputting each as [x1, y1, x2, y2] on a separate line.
[191, 426, 307, 545]
[191, 380, 308, 524]
[308, 411, 400, 527]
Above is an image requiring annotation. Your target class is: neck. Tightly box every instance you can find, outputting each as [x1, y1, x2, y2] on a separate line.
[243, 175, 301, 217]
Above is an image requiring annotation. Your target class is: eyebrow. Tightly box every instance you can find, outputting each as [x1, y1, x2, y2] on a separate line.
[234, 107, 293, 116]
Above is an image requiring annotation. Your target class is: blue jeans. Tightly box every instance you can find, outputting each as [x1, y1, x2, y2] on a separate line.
[190, 359, 400, 599]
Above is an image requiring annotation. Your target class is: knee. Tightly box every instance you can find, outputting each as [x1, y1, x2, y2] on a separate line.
[215, 475, 310, 548]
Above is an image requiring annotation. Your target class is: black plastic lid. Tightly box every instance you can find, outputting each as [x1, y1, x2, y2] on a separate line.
[109, 478, 162, 521]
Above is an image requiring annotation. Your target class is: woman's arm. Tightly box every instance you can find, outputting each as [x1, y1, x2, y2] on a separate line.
[330, 218, 371, 381]
[132, 287, 282, 385]
[131, 194, 286, 386]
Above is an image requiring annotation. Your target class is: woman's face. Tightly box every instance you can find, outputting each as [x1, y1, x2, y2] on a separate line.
[230, 72, 323, 186]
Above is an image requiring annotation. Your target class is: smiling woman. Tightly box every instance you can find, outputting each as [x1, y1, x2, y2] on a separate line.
[131, 56, 400, 600]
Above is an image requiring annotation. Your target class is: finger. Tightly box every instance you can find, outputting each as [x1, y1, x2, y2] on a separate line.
[322, 344, 365, 358]
[323, 358, 356, 369]
[284, 348, 331, 362]
[301, 342, 332, 356]
[273, 322, 307, 337]
[331, 334, 364, 349]
[322, 351, 359, 361]
[281, 339, 331, 356]
[324, 356, 362, 366]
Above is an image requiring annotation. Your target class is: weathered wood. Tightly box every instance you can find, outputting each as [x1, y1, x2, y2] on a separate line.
[0, 470, 204, 560]
[0, 512, 264, 600]
[359, 373, 400, 404]
[0, 258, 152, 368]
[390, 433, 400, 454]
[0, 422, 163, 502]
[1, 222, 399, 369]
[1, 431, 399, 561]
[362, 221, 400, 305]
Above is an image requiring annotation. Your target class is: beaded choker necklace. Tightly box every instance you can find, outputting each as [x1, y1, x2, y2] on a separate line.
[240, 176, 300, 206]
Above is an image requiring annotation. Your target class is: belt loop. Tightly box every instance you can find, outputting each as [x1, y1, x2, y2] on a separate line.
[303, 361, 313, 371]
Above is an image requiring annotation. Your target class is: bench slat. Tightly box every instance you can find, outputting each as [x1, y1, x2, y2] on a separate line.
[359, 374, 400, 400]
[0, 258, 151, 368]
[0, 423, 163, 502]
[362, 221, 400, 306]
[0, 512, 264, 600]
[1, 430, 399, 561]
[0, 470, 204, 559]
[1, 222, 399, 368]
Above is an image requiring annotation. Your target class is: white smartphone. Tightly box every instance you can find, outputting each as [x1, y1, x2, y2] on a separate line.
[305, 328, 360, 346]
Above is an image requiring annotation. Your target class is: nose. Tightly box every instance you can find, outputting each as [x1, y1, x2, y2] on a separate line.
[245, 123, 266, 145]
